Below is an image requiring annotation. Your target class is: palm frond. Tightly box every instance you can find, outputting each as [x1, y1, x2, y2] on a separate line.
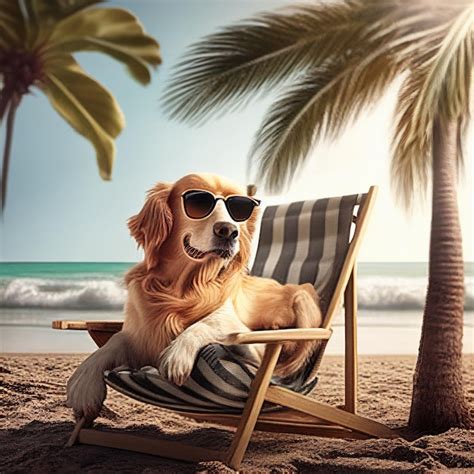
[251, 18, 448, 193]
[252, 50, 403, 192]
[391, 4, 474, 208]
[44, 7, 161, 84]
[162, 0, 428, 125]
[20, 0, 105, 47]
[0, 0, 160, 210]
[29, 0, 104, 22]
[44, 55, 125, 137]
[0, 0, 25, 47]
[42, 55, 123, 180]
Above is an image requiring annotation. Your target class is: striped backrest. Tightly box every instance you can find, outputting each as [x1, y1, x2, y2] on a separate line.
[251, 193, 365, 315]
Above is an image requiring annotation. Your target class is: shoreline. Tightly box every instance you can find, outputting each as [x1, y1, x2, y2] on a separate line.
[2, 322, 473, 354]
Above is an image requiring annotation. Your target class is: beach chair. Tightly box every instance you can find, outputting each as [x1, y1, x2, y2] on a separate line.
[53, 185, 397, 470]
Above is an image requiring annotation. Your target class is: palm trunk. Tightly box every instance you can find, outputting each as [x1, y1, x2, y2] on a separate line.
[1, 94, 20, 212]
[408, 116, 472, 432]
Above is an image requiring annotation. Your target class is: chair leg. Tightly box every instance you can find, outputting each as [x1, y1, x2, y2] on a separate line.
[225, 344, 282, 470]
[66, 417, 86, 447]
[77, 429, 223, 463]
[265, 386, 397, 439]
[344, 266, 358, 413]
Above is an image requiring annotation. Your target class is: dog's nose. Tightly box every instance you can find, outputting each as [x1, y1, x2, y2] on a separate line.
[213, 222, 239, 240]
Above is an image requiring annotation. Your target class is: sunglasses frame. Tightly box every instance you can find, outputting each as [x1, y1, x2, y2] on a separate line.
[181, 189, 261, 222]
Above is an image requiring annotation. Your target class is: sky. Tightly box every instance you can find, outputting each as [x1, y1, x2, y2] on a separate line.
[1, 0, 472, 263]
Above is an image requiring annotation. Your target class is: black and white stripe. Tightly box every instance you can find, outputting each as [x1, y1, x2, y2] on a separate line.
[105, 192, 364, 413]
[252, 193, 360, 309]
[105, 344, 314, 413]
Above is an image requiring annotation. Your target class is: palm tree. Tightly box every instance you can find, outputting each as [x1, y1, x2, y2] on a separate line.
[0, 0, 161, 210]
[163, 0, 473, 433]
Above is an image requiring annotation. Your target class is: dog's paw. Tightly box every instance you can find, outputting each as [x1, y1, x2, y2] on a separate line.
[158, 338, 197, 386]
[66, 363, 106, 423]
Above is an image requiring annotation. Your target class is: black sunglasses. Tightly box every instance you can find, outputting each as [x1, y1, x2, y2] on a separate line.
[182, 190, 260, 222]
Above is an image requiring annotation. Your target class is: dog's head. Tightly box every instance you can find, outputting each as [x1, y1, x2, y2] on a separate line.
[128, 173, 260, 274]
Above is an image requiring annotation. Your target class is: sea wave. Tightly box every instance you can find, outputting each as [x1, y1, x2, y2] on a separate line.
[0, 276, 472, 311]
[358, 277, 473, 310]
[0, 278, 127, 310]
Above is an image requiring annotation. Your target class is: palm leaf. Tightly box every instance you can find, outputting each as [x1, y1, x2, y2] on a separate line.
[42, 55, 125, 179]
[162, 1, 404, 124]
[28, 0, 104, 22]
[391, 4, 474, 208]
[163, 1, 447, 125]
[20, 0, 105, 47]
[0, 0, 160, 210]
[44, 8, 161, 84]
[251, 20, 447, 192]
[0, 0, 25, 47]
[252, 53, 402, 191]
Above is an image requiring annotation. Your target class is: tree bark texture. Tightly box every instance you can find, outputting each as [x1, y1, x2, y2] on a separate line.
[409, 117, 472, 432]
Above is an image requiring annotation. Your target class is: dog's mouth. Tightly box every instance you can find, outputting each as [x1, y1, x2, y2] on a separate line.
[183, 235, 233, 261]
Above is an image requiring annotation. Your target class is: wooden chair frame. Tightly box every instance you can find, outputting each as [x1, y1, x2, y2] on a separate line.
[53, 186, 397, 470]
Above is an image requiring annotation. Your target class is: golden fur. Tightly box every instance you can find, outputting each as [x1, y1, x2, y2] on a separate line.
[122, 173, 322, 375]
[66, 173, 323, 422]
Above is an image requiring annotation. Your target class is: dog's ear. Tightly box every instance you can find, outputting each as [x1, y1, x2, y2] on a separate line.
[235, 204, 260, 270]
[128, 182, 173, 270]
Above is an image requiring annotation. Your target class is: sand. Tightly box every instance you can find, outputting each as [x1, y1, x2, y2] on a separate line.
[0, 354, 473, 473]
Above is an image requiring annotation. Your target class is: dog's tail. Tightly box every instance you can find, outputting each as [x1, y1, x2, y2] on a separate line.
[273, 284, 323, 377]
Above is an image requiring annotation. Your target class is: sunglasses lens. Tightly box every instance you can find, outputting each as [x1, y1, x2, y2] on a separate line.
[226, 196, 257, 222]
[183, 191, 215, 219]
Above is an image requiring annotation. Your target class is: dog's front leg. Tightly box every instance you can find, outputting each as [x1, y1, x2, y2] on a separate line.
[159, 299, 257, 386]
[66, 331, 136, 423]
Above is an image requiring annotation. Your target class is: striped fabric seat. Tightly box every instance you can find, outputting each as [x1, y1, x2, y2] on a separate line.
[106, 344, 316, 413]
[105, 192, 364, 413]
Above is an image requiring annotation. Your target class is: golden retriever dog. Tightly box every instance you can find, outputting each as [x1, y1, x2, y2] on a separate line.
[66, 173, 322, 422]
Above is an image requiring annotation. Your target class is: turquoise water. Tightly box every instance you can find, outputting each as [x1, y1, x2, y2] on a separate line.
[0, 262, 472, 353]
[0, 262, 132, 279]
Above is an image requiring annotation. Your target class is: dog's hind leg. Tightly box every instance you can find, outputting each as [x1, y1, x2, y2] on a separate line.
[274, 285, 323, 376]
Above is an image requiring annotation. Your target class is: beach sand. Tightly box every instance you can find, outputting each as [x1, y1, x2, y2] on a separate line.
[1, 354, 473, 473]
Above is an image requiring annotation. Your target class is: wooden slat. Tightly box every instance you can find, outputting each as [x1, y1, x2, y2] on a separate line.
[258, 408, 327, 425]
[225, 344, 282, 470]
[78, 429, 223, 463]
[178, 410, 368, 438]
[323, 186, 378, 330]
[229, 328, 332, 344]
[265, 385, 397, 439]
[179, 408, 328, 426]
[86, 321, 123, 331]
[51, 320, 123, 331]
[52, 320, 88, 330]
[344, 267, 358, 413]
[250, 422, 369, 439]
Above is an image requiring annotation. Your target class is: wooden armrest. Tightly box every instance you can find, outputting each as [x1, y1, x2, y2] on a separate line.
[228, 328, 332, 345]
[52, 320, 124, 331]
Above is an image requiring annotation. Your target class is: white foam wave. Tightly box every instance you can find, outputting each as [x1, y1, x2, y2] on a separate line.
[358, 277, 473, 310]
[0, 278, 127, 310]
[0, 276, 472, 312]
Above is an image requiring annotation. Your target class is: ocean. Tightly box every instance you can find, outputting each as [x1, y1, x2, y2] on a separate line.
[0, 262, 473, 354]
